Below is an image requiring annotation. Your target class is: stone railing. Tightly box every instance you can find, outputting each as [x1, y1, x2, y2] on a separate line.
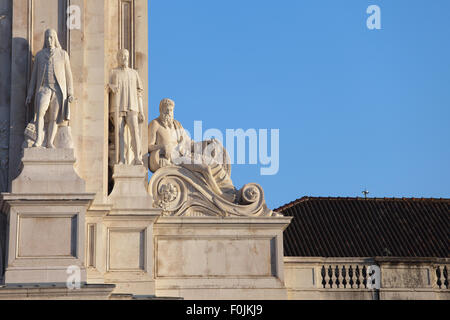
[320, 264, 373, 289]
[435, 264, 449, 290]
[284, 257, 450, 300]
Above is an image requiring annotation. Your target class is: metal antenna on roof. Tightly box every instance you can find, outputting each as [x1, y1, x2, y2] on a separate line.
[362, 189, 369, 199]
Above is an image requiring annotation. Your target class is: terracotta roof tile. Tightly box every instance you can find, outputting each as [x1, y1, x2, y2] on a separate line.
[275, 197, 450, 258]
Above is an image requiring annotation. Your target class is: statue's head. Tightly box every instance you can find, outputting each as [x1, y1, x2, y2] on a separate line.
[117, 49, 129, 68]
[43, 29, 61, 49]
[159, 98, 175, 118]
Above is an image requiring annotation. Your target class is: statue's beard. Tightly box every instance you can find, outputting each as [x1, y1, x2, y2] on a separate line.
[160, 114, 174, 128]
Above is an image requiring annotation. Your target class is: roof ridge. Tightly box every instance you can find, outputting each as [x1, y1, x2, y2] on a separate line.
[274, 196, 309, 212]
[274, 196, 450, 212]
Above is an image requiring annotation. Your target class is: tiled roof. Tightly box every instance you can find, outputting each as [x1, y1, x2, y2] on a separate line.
[275, 197, 449, 258]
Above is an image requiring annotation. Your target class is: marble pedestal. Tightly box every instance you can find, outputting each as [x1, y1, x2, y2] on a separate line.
[87, 164, 161, 295]
[108, 165, 154, 214]
[0, 148, 95, 285]
[154, 216, 292, 300]
[11, 148, 86, 194]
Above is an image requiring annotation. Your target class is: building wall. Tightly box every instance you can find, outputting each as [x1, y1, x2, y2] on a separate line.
[5, 0, 148, 204]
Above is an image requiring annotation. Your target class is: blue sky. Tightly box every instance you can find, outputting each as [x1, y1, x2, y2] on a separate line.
[148, 0, 450, 210]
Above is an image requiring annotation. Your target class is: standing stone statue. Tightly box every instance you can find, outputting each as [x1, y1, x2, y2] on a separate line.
[108, 49, 145, 165]
[25, 29, 74, 149]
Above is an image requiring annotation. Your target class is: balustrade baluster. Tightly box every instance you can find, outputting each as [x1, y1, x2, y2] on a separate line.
[444, 266, 449, 289]
[436, 266, 442, 289]
[362, 265, 368, 289]
[342, 265, 347, 288]
[355, 265, 361, 289]
[349, 265, 354, 288]
[321, 265, 326, 288]
[328, 265, 333, 288]
[335, 265, 340, 288]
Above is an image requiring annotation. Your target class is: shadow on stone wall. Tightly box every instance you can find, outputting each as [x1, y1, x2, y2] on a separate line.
[8, 37, 32, 189]
[0, 0, 11, 194]
[0, 213, 5, 284]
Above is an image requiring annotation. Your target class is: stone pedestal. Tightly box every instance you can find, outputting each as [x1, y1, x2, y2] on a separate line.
[87, 164, 161, 295]
[108, 165, 154, 215]
[11, 148, 86, 194]
[0, 148, 95, 285]
[154, 216, 292, 300]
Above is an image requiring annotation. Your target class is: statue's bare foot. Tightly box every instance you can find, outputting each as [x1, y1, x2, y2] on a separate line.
[32, 142, 43, 148]
[133, 159, 144, 166]
[46, 143, 56, 149]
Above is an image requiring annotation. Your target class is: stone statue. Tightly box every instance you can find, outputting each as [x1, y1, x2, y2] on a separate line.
[25, 29, 74, 149]
[148, 98, 235, 200]
[148, 98, 278, 217]
[108, 49, 145, 166]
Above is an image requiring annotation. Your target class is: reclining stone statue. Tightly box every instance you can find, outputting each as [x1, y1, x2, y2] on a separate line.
[147, 98, 279, 217]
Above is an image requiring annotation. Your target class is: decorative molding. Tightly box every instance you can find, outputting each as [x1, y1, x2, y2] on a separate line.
[16, 213, 78, 259]
[87, 223, 96, 268]
[60, 0, 69, 51]
[149, 167, 278, 217]
[156, 182, 179, 210]
[26, 0, 33, 99]
[106, 227, 146, 272]
[119, 0, 135, 68]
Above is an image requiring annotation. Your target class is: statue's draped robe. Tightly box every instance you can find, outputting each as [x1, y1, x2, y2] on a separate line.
[27, 47, 74, 124]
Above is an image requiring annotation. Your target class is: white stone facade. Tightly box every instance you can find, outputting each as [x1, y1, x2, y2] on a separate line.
[0, 0, 291, 300]
[0, 1, 447, 301]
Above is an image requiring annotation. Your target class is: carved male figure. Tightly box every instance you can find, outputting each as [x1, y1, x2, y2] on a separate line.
[148, 98, 236, 201]
[26, 29, 74, 148]
[108, 49, 145, 165]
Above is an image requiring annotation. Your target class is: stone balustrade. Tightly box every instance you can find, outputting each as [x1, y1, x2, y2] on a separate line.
[320, 264, 372, 289]
[284, 257, 450, 300]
